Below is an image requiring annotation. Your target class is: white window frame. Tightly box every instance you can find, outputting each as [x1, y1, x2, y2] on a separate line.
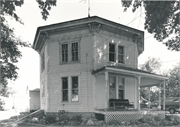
[71, 42, 79, 62]
[109, 43, 116, 62]
[71, 76, 79, 102]
[108, 42, 125, 65]
[109, 75, 126, 99]
[117, 77, 125, 99]
[59, 39, 80, 64]
[59, 73, 80, 104]
[61, 43, 68, 63]
[117, 45, 125, 64]
[61, 77, 69, 102]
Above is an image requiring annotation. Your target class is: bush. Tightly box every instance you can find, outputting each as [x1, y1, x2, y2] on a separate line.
[154, 116, 161, 121]
[107, 119, 120, 125]
[159, 119, 171, 126]
[71, 115, 83, 123]
[58, 115, 70, 125]
[45, 115, 56, 124]
[137, 123, 150, 127]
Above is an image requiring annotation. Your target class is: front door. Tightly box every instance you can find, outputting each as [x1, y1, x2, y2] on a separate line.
[109, 76, 116, 99]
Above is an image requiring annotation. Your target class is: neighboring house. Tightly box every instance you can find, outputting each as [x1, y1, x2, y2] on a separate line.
[29, 88, 40, 112]
[32, 16, 168, 117]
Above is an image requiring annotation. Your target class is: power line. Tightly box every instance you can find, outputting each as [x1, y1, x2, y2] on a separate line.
[127, 12, 145, 25]
[145, 35, 154, 40]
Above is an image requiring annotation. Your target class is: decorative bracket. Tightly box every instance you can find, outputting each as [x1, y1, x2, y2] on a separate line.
[133, 34, 143, 54]
[88, 23, 101, 35]
[40, 31, 49, 41]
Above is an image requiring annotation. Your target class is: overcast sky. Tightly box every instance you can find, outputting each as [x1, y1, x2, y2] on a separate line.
[7, 0, 180, 93]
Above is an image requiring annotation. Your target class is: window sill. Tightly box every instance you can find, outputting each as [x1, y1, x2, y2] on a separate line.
[60, 61, 80, 65]
[107, 61, 126, 66]
[60, 102, 80, 105]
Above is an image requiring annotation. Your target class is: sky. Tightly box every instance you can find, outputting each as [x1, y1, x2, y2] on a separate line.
[6, 0, 180, 93]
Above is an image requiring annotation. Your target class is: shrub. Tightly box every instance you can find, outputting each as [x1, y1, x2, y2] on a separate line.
[154, 116, 161, 121]
[148, 121, 159, 126]
[165, 115, 180, 125]
[58, 115, 70, 125]
[159, 119, 171, 126]
[107, 119, 120, 125]
[137, 123, 150, 127]
[94, 120, 105, 126]
[45, 115, 56, 124]
[71, 115, 83, 123]
[130, 119, 141, 125]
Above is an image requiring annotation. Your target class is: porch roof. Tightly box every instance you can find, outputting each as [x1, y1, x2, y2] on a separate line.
[92, 66, 168, 81]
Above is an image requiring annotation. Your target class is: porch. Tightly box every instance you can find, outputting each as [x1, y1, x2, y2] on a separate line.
[92, 65, 168, 122]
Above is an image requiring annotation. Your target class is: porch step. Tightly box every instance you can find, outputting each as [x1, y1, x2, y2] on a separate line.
[14, 109, 44, 123]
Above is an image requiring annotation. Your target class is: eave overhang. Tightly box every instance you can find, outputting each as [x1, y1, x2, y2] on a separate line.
[92, 66, 168, 80]
[33, 16, 144, 54]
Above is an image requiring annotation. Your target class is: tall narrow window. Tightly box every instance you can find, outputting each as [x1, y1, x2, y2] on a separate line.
[41, 52, 45, 71]
[109, 77, 116, 99]
[62, 44, 68, 62]
[71, 77, 78, 102]
[118, 46, 124, 63]
[72, 42, 78, 61]
[118, 78, 124, 99]
[109, 43, 116, 62]
[62, 77, 68, 101]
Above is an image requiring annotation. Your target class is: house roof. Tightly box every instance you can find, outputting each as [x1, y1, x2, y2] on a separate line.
[33, 16, 144, 54]
[92, 65, 168, 80]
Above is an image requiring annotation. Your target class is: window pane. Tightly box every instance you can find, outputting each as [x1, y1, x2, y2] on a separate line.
[72, 77, 78, 102]
[72, 42, 78, 61]
[119, 90, 124, 99]
[109, 77, 116, 99]
[109, 43, 115, 62]
[109, 77, 116, 88]
[62, 78, 68, 89]
[118, 78, 124, 90]
[72, 89, 78, 102]
[109, 44, 115, 52]
[62, 44, 68, 62]
[118, 46, 124, 54]
[118, 78, 124, 99]
[72, 77, 78, 88]
[109, 53, 115, 62]
[118, 55, 124, 63]
[62, 90, 68, 101]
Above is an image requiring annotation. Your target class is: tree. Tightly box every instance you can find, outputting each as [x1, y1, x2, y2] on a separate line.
[139, 57, 162, 102]
[165, 63, 180, 97]
[139, 57, 162, 74]
[0, 0, 56, 108]
[121, 1, 180, 51]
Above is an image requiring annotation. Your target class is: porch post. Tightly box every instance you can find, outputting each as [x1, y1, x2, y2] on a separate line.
[105, 71, 108, 109]
[163, 80, 166, 110]
[137, 76, 141, 111]
[158, 83, 161, 109]
[148, 87, 150, 108]
[93, 74, 97, 109]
